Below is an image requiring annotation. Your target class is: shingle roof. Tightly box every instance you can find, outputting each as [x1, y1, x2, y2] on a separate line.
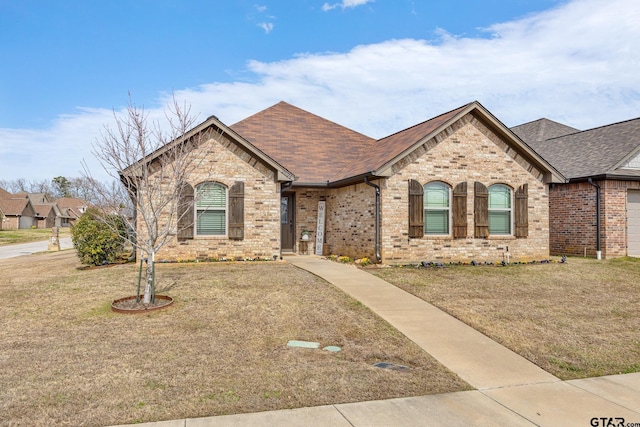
[230, 101, 376, 184]
[332, 104, 470, 181]
[0, 198, 30, 216]
[511, 118, 579, 143]
[230, 101, 562, 185]
[525, 118, 640, 179]
[0, 187, 13, 199]
[34, 204, 54, 217]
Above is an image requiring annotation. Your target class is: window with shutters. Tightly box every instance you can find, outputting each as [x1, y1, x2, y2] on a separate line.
[424, 181, 450, 235]
[488, 184, 512, 235]
[195, 182, 227, 236]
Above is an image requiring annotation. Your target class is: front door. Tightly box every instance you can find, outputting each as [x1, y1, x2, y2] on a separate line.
[281, 193, 295, 252]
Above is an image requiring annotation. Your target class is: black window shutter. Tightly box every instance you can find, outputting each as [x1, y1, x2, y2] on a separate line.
[408, 179, 424, 238]
[453, 182, 467, 238]
[229, 181, 244, 240]
[177, 183, 194, 241]
[474, 181, 489, 238]
[515, 184, 529, 238]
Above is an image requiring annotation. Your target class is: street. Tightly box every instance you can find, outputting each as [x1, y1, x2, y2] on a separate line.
[0, 237, 73, 260]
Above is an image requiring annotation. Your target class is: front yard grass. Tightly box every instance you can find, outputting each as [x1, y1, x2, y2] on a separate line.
[0, 227, 71, 246]
[0, 251, 469, 426]
[367, 257, 640, 380]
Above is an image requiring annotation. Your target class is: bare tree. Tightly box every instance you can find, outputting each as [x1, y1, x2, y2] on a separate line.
[85, 96, 215, 304]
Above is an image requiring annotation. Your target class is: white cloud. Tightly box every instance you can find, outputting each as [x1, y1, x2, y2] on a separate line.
[322, 0, 374, 12]
[258, 22, 274, 33]
[1, 0, 639, 183]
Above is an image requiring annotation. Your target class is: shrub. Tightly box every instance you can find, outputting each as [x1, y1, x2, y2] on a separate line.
[71, 208, 127, 266]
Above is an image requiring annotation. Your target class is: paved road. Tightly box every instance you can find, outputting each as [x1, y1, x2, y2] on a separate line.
[0, 237, 73, 260]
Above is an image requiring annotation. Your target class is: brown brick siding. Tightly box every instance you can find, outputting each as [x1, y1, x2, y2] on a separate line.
[147, 114, 556, 264]
[146, 135, 282, 261]
[290, 186, 377, 259]
[380, 115, 549, 264]
[550, 180, 640, 258]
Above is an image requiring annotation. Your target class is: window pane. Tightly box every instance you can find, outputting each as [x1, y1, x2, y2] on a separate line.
[281, 197, 288, 224]
[489, 211, 510, 234]
[197, 183, 226, 209]
[425, 182, 449, 208]
[425, 210, 449, 234]
[197, 210, 225, 235]
[489, 185, 511, 209]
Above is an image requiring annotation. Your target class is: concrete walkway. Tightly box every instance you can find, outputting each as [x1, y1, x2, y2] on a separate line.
[115, 255, 640, 427]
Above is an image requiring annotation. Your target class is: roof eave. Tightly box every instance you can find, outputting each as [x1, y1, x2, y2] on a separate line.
[566, 172, 640, 183]
[120, 115, 297, 183]
[373, 101, 565, 184]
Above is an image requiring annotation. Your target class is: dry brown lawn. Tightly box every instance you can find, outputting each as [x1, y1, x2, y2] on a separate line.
[368, 257, 640, 380]
[0, 251, 469, 426]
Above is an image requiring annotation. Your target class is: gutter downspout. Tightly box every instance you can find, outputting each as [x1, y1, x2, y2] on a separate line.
[588, 178, 602, 260]
[364, 176, 382, 263]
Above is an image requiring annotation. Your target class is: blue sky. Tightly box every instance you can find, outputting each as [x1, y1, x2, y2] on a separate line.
[1, 0, 639, 182]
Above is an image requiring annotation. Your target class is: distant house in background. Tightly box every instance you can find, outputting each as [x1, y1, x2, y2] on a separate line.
[0, 189, 89, 229]
[14, 192, 59, 228]
[55, 197, 89, 227]
[0, 196, 37, 229]
[34, 203, 61, 228]
[512, 117, 640, 258]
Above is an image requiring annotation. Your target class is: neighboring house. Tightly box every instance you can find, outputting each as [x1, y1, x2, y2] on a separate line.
[34, 203, 61, 228]
[14, 192, 59, 228]
[55, 197, 89, 227]
[0, 196, 37, 229]
[512, 117, 640, 259]
[124, 101, 564, 264]
[0, 187, 10, 230]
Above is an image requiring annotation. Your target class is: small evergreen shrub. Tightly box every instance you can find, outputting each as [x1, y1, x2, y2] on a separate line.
[71, 208, 127, 266]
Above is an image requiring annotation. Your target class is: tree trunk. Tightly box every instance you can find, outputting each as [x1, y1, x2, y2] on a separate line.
[143, 251, 154, 304]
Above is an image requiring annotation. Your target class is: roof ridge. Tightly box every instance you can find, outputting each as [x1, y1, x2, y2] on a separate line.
[377, 102, 474, 142]
[544, 116, 640, 142]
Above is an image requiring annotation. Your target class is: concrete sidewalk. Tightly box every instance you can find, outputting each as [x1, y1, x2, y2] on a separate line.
[114, 255, 640, 427]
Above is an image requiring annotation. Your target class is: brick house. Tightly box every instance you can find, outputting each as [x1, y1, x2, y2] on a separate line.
[55, 197, 89, 227]
[0, 196, 36, 229]
[512, 117, 640, 258]
[127, 101, 564, 264]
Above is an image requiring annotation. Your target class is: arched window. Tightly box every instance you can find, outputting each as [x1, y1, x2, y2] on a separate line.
[424, 181, 450, 235]
[488, 184, 512, 235]
[196, 182, 227, 236]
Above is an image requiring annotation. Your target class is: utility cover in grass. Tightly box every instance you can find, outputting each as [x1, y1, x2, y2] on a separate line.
[373, 362, 411, 372]
[287, 340, 320, 349]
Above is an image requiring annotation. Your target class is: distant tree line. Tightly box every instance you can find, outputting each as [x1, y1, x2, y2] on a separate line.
[0, 176, 113, 205]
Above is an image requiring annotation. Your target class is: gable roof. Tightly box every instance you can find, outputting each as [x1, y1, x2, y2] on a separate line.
[511, 118, 580, 143]
[121, 112, 297, 184]
[34, 203, 59, 218]
[56, 197, 89, 219]
[126, 100, 564, 188]
[331, 104, 471, 182]
[230, 101, 375, 184]
[0, 187, 12, 199]
[231, 101, 563, 185]
[0, 198, 32, 216]
[525, 117, 640, 180]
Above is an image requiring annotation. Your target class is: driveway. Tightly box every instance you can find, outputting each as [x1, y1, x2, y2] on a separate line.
[0, 237, 73, 260]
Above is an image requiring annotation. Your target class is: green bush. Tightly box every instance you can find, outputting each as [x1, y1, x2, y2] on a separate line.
[71, 208, 127, 266]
